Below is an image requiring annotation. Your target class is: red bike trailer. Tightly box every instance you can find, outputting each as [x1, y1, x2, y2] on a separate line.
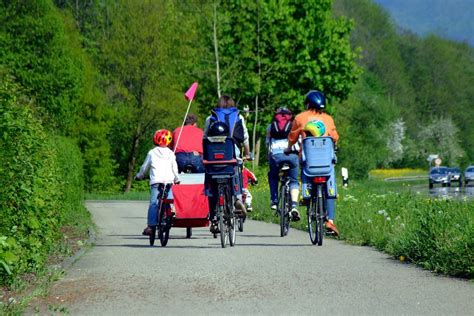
[164, 174, 209, 238]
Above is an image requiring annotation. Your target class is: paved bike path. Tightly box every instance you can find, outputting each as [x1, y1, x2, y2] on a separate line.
[32, 201, 473, 315]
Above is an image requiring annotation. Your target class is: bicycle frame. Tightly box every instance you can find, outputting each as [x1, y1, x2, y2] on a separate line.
[277, 166, 292, 237]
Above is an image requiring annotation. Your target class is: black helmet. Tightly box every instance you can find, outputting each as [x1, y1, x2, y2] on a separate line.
[208, 121, 229, 136]
[305, 90, 326, 110]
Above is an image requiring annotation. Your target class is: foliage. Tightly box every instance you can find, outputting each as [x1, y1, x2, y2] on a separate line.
[0, 0, 117, 192]
[195, 0, 360, 164]
[0, 75, 87, 285]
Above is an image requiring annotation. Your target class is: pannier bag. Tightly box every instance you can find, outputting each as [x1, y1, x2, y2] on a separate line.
[203, 136, 237, 176]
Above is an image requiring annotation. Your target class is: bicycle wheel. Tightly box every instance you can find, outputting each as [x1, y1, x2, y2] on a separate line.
[307, 194, 318, 245]
[238, 217, 244, 232]
[229, 214, 236, 247]
[158, 205, 171, 247]
[218, 206, 228, 248]
[149, 226, 156, 246]
[159, 224, 170, 247]
[316, 186, 325, 246]
[278, 185, 288, 237]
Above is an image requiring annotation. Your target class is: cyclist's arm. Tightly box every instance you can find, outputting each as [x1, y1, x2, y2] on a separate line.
[203, 116, 211, 137]
[287, 117, 302, 148]
[135, 152, 152, 180]
[240, 115, 251, 157]
[327, 115, 339, 144]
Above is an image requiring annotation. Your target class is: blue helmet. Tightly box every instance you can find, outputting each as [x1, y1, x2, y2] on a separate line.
[305, 90, 326, 110]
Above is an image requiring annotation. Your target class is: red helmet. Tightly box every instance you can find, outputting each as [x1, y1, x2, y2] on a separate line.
[153, 129, 172, 147]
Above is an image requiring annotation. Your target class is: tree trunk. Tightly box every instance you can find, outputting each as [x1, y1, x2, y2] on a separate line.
[252, 5, 262, 170]
[252, 95, 259, 170]
[124, 134, 141, 193]
[254, 137, 261, 167]
[213, 1, 221, 98]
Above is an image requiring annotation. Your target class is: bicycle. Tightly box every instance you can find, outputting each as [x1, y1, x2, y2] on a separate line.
[149, 183, 173, 247]
[238, 155, 254, 232]
[203, 135, 240, 248]
[301, 136, 336, 246]
[277, 163, 291, 237]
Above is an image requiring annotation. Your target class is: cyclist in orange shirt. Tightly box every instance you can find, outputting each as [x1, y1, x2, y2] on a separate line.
[286, 90, 339, 235]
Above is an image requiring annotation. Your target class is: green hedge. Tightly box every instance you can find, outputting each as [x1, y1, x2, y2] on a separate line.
[0, 76, 85, 285]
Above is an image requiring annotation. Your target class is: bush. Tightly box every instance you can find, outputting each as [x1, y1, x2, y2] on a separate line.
[0, 75, 86, 285]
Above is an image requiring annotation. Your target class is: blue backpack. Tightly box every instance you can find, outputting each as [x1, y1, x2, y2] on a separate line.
[210, 107, 245, 145]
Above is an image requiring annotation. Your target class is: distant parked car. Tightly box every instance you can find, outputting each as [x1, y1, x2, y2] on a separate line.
[464, 166, 474, 186]
[429, 167, 450, 189]
[448, 167, 462, 187]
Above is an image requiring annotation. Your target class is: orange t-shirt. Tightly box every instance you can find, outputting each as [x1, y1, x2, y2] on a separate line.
[288, 110, 339, 145]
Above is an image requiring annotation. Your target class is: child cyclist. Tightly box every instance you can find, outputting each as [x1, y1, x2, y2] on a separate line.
[286, 90, 340, 235]
[135, 129, 180, 236]
[242, 165, 258, 211]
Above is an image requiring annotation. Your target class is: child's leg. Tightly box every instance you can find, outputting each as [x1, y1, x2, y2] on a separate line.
[244, 188, 252, 207]
[147, 184, 160, 226]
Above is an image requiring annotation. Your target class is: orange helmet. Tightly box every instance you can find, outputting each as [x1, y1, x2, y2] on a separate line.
[153, 129, 172, 147]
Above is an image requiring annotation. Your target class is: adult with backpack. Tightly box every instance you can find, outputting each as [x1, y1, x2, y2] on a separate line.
[203, 95, 251, 232]
[266, 107, 301, 222]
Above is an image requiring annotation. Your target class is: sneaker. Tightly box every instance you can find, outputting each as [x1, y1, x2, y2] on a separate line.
[325, 221, 339, 236]
[290, 207, 301, 222]
[210, 221, 219, 234]
[234, 199, 247, 217]
[299, 199, 309, 207]
[246, 204, 253, 212]
[270, 203, 277, 211]
[142, 226, 154, 236]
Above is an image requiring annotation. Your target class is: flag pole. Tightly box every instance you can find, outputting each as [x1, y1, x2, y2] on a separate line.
[174, 81, 198, 153]
[173, 99, 193, 153]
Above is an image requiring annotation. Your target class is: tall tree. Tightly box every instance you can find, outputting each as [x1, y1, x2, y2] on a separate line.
[99, 1, 200, 191]
[197, 0, 360, 165]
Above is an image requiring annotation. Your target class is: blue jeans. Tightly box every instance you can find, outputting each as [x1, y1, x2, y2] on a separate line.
[147, 183, 171, 226]
[176, 152, 204, 173]
[268, 153, 299, 204]
[301, 172, 336, 220]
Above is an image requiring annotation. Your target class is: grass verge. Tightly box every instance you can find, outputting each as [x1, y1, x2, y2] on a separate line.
[250, 178, 473, 278]
[1, 204, 93, 315]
